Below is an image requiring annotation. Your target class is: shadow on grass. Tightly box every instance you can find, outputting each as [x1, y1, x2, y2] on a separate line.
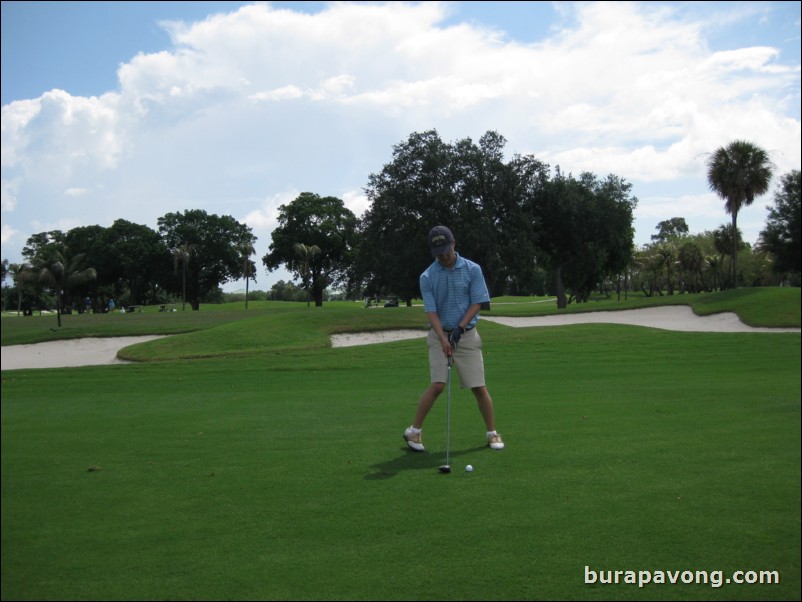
[365, 445, 487, 479]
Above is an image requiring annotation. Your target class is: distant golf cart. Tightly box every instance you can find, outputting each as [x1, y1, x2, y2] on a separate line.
[364, 295, 400, 308]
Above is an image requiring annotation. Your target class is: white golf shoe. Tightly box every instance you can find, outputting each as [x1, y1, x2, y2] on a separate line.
[404, 426, 425, 452]
[487, 432, 505, 450]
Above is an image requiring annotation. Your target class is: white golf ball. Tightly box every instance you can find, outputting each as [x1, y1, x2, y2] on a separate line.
[465, 464, 473, 472]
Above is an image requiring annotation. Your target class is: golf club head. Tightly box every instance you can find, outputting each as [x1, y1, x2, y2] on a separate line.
[438, 464, 451, 474]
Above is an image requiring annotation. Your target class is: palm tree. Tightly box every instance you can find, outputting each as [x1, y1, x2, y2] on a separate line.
[8, 262, 34, 316]
[238, 240, 256, 309]
[293, 243, 321, 307]
[703, 254, 721, 292]
[655, 242, 677, 295]
[172, 243, 192, 311]
[677, 241, 704, 293]
[32, 247, 97, 328]
[712, 223, 741, 289]
[706, 140, 774, 287]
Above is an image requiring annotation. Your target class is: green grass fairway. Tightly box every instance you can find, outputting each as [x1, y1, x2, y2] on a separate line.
[2, 290, 800, 600]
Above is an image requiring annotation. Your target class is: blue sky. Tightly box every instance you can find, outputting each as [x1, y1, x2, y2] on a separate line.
[2, 1, 800, 292]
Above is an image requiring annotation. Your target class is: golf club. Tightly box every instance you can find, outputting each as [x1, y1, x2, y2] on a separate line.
[438, 354, 453, 474]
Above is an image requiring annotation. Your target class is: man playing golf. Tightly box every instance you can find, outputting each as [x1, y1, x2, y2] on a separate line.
[404, 226, 504, 452]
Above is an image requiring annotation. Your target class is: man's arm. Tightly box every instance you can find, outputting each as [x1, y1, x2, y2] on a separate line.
[459, 303, 482, 331]
[427, 311, 453, 357]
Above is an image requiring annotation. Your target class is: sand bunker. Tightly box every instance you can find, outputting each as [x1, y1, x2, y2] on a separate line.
[481, 306, 801, 333]
[1, 336, 166, 370]
[2, 307, 797, 370]
[330, 306, 798, 347]
[330, 329, 428, 347]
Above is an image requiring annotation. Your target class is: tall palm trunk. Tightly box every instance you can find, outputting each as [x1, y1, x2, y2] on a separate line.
[706, 140, 773, 290]
[730, 213, 738, 288]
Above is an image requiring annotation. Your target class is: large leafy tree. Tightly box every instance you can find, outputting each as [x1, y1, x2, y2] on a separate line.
[450, 132, 544, 295]
[22, 231, 66, 262]
[758, 170, 801, 278]
[263, 193, 358, 306]
[103, 220, 173, 305]
[450, 132, 509, 293]
[529, 171, 588, 307]
[359, 130, 634, 303]
[706, 140, 774, 287]
[25, 223, 171, 309]
[533, 171, 637, 307]
[357, 130, 454, 303]
[358, 130, 544, 301]
[158, 209, 256, 310]
[498, 153, 550, 295]
[651, 217, 689, 243]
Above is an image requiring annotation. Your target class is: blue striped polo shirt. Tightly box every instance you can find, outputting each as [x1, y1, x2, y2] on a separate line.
[420, 254, 490, 330]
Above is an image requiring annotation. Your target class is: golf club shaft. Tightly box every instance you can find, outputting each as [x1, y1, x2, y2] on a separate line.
[445, 355, 452, 466]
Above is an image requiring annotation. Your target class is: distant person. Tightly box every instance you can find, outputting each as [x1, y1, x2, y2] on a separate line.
[403, 226, 504, 452]
[84, 297, 92, 314]
[107, 299, 115, 313]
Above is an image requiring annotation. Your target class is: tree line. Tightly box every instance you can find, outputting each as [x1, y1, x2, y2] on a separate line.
[265, 130, 638, 308]
[261, 131, 798, 306]
[2, 210, 256, 317]
[2, 131, 799, 317]
[633, 166, 800, 295]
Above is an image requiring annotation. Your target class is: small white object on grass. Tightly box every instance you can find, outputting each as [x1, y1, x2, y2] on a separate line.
[465, 464, 473, 472]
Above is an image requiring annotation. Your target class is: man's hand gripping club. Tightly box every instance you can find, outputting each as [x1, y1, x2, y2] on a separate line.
[448, 326, 464, 351]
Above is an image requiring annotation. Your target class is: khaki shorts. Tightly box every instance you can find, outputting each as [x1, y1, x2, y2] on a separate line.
[428, 328, 486, 389]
